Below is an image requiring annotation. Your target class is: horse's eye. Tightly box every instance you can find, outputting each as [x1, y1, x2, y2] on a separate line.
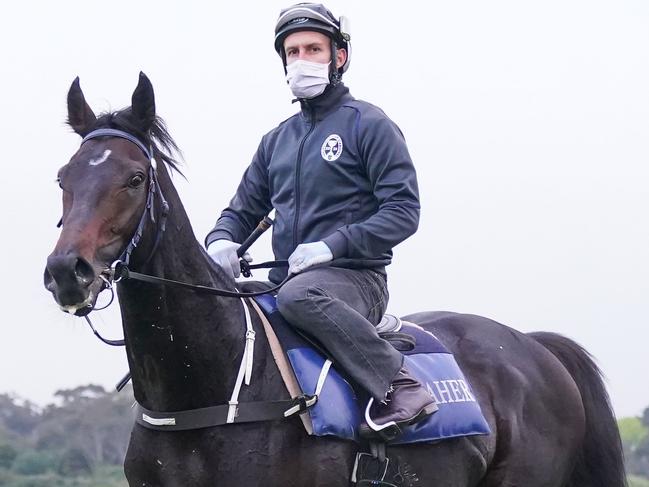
[129, 174, 145, 188]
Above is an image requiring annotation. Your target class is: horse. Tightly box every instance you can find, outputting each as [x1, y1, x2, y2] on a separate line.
[44, 73, 626, 487]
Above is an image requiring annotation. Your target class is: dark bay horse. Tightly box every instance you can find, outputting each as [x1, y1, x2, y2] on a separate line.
[44, 73, 626, 486]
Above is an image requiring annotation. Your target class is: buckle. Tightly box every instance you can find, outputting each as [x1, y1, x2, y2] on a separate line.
[108, 260, 128, 283]
[283, 394, 317, 417]
[240, 259, 252, 278]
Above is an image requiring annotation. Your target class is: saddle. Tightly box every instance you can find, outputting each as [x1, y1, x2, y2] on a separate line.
[250, 294, 491, 445]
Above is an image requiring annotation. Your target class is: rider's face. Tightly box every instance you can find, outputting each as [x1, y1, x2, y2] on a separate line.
[283, 30, 346, 68]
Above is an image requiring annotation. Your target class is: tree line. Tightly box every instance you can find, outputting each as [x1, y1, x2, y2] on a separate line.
[1, 385, 648, 486]
[0, 384, 131, 486]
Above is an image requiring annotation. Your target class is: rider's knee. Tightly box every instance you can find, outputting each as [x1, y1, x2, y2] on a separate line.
[277, 279, 326, 325]
[277, 282, 304, 322]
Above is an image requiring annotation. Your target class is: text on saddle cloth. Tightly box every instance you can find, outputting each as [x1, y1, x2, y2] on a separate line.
[253, 294, 491, 445]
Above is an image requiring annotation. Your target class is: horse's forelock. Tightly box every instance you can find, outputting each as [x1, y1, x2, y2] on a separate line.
[93, 108, 183, 175]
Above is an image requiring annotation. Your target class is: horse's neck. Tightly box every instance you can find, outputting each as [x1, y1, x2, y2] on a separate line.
[117, 167, 254, 412]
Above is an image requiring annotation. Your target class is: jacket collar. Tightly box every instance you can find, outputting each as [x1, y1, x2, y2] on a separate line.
[298, 82, 353, 121]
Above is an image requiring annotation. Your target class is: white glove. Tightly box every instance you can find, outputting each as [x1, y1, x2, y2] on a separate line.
[288, 241, 333, 275]
[207, 240, 251, 279]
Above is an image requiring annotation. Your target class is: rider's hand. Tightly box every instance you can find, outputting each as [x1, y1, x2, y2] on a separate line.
[288, 241, 333, 275]
[207, 240, 251, 279]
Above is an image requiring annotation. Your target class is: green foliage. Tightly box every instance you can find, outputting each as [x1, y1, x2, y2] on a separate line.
[12, 450, 58, 475]
[0, 467, 15, 484]
[629, 475, 649, 487]
[0, 444, 18, 469]
[643, 409, 649, 429]
[621, 407, 649, 480]
[92, 465, 128, 485]
[34, 385, 132, 467]
[57, 448, 93, 477]
[2, 473, 61, 487]
[0, 395, 40, 437]
[620, 417, 649, 446]
[0, 468, 127, 487]
[0, 385, 132, 486]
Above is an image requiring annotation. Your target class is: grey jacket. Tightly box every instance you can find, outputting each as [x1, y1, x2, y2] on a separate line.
[206, 83, 420, 283]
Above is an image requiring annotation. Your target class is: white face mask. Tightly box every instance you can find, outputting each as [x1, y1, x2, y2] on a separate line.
[285, 60, 331, 99]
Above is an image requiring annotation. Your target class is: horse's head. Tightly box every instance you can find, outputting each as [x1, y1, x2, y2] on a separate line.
[44, 72, 178, 315]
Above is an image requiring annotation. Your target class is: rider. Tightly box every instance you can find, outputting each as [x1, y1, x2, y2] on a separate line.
[206, 3, 437, 439]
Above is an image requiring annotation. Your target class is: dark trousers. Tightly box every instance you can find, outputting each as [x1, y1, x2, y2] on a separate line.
[274, 267, 403, 401]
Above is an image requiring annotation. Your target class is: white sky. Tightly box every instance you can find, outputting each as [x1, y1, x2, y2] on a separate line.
[0, 1, 647, 418]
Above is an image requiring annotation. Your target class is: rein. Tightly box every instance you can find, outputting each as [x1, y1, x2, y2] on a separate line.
[106, 260, 290, 298]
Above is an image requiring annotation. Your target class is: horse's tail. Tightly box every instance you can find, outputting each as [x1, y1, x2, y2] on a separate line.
[527, 331, 627, 487]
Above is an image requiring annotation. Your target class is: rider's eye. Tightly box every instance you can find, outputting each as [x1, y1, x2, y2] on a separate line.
[129, 174, 145, 188]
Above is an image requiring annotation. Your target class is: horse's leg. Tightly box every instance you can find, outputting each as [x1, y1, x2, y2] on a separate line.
[478, 436, 576, 487]
[477, 386, 583, 487]
[123, 429, 163, 487]
[385, 437, 489, 487]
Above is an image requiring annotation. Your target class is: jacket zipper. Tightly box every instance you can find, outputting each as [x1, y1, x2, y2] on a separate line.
[292, 105, 317, 249]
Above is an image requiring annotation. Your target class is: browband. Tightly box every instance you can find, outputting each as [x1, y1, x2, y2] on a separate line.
[82, 128, 152, 160]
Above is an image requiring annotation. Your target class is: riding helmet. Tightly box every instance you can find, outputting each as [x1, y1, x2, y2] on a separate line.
[274, 3, 351, 74]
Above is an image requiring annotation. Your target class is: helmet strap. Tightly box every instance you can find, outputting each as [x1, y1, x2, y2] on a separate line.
[281, 49, 289, 75]
[330, 40, 342, 85]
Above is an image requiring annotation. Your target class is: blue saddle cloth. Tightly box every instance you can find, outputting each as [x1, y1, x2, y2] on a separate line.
[254, 294, 491, 445]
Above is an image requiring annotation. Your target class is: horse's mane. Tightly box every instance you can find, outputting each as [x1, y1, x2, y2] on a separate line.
[93, 108, 183, 174]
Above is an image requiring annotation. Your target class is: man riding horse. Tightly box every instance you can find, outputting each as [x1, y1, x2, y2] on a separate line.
[206, 2, 437, 439]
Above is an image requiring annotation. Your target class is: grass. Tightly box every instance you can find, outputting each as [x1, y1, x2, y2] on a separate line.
[629, 475, 649, 487]
[0, 466, 127, 487]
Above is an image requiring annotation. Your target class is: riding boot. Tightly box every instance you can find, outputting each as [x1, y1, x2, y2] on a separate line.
[359, 366, 438, 441]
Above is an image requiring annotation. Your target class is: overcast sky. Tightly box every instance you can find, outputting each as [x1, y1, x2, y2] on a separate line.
[0, 0, 647, 418]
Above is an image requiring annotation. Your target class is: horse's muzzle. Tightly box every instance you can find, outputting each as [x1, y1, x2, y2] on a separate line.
[44, 252, 100, 314]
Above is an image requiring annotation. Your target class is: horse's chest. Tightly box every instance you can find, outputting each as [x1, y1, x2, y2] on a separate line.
[124, 424, 354, 487]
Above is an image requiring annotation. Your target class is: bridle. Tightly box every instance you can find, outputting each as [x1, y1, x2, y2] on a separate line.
[74, 128, 290, 346]
[82, 128, 170, 269]
[70, 128, 316, 427]
[80, 128, 289, 296]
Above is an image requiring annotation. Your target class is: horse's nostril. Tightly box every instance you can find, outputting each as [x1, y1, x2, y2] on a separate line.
[43, 268, 55, 290]
[75, 258, 95, 285]
[46, 253, 97, 291]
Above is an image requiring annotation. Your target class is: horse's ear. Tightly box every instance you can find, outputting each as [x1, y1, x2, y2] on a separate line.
[131, 72, 155, 132]
[67, 77, 97, 137]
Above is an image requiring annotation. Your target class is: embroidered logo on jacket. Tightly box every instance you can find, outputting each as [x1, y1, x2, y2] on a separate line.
[321, 134, 343, 162]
